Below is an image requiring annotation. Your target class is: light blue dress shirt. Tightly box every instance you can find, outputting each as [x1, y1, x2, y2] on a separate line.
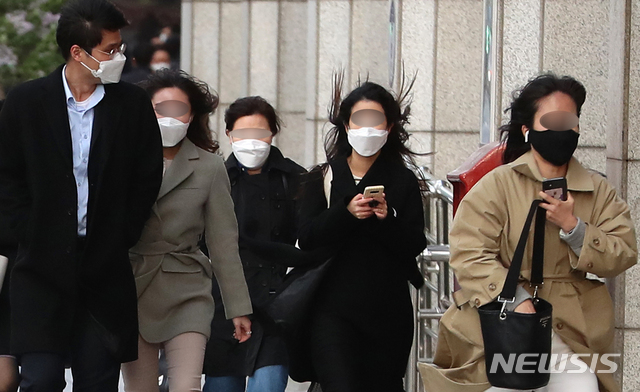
[62, 66, 105, 236]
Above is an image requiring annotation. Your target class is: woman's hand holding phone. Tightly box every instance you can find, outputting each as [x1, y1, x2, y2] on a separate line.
[348, 193, 388, 220]
[348, 194, 375, 220]
[539, 191, 578, 233]
[372, 193, 388, 220]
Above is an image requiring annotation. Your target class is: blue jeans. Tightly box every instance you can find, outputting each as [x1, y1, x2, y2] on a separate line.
[203, 365, 289, 392]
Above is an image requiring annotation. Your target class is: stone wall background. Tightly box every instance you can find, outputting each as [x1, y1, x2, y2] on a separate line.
[181, 0, 639, 389]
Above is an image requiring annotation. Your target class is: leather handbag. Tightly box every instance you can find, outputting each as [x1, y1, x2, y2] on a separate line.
[477, 199, 553, 390]
[263, 167, 334, 334]
[262, 255, 332, 333]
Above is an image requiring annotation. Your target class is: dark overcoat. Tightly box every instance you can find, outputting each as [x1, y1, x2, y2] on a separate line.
[292, 154, 427, 383]
[203, 146, 307, 376]
[0, 65, 163, 362]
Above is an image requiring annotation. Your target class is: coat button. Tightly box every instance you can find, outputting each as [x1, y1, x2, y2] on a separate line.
[262, 282, 267, 287]
[258, 264, 263, 268]
[68, 210, 73, 216]
[593, 238, 600, 246]
[557, 323, 564, 330]
[488, 283, 496, 291]
[587, 262, 593, 269]
[260, 195, 266, 201]
[474, 298, 481, 306]
[276, 203, 281, 209]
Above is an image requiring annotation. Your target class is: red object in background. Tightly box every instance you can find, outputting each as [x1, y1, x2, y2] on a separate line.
[445, 141, 505, 292]
[447, 141, 506, 216]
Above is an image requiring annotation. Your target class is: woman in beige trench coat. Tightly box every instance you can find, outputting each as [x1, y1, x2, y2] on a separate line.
[121, 70, 253, 391]
[419, 74, 637, 392]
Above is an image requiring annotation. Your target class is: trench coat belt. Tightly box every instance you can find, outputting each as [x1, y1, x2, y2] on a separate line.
[451, 272, 588, 308]
[129, 240, 212, 277]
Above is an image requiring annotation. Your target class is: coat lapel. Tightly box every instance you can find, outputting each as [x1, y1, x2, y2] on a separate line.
[91, 84, 122, 158]
[157, 138, 199, 200]
[41, 65, 73, 167]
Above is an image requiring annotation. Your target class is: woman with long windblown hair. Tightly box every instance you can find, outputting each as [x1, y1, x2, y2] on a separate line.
[295, 75, 427, 392]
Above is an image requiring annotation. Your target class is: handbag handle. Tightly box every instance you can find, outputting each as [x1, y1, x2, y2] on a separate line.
[497, 199, 546, 308]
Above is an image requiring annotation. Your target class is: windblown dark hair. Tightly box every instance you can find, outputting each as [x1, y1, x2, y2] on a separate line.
[500, 73, 587, 163]
[57, 0, 129, 61]
[324, 72, 424, 168]
[225, 96, 282, 135]
[139, 69, 220, 153]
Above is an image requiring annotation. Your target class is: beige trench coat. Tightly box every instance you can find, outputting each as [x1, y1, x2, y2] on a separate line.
[129, 139, 252, 343]
[419, 151, 637, 392]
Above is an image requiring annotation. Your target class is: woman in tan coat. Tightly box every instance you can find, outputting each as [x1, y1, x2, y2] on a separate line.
[121, 70, 253, 391]
[419, 74, 637, 392]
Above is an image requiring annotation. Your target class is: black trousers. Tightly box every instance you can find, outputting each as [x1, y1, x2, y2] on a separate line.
[19, 237, 121, 392]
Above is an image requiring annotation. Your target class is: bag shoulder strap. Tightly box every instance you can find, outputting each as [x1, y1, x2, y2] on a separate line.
[498, 199, 546, 302]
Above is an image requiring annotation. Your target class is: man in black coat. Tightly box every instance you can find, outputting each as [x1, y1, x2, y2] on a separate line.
[0, 1, 163, 390]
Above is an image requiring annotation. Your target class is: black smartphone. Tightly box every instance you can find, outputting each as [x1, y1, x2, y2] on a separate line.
[542, 177, 567, 201]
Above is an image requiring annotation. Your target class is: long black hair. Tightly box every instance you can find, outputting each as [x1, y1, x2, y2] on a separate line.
[140, 69, 220, 153]
[324, 72, 423, 168]
[500, 73, 586, 163]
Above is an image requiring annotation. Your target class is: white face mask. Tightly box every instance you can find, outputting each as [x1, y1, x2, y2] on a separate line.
[231, 139, 271, 170]
[81, 51, 126, 84]
[347, 127, 389, 157]
[158, 117, 189, 147]
[150, 62, 171, 72]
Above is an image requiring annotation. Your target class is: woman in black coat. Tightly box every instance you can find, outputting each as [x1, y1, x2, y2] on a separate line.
[203, 96, 307, 392]
[296, 80, 427, 392]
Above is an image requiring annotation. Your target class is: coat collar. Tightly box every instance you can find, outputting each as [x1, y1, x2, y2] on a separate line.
[328, 153, 398, 203]
[41, 64, 123, 173]
[226, 145, 297, 180]
[157, 138, 200, 200]
[41, 64, 73, 167]
[509, 151, 594, 191]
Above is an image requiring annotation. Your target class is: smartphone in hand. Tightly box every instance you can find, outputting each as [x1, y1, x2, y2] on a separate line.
[363, 185, 384, 207]
[542, 177, 567, 201]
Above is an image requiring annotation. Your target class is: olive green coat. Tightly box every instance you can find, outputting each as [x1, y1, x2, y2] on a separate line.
[129, 139, 252, 343]
[419, 151, 637, 392]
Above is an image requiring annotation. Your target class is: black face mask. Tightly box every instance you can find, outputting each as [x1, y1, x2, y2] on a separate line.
[528, 129, 579, 167]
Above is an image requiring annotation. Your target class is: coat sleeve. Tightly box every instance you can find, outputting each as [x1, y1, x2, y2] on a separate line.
[449, 170, 509, 308]
[125, 92, 163, 248]
[205, 157, 253, 319]
[568, 177, 638, 277]
[0, 91, 31, 244]
[297, 169, 360, 251]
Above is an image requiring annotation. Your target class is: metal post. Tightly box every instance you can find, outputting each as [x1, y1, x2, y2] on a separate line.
[480, 0, 499, 146]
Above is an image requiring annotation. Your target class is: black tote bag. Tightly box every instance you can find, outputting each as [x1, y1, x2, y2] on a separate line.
[477, 200, 553, 390]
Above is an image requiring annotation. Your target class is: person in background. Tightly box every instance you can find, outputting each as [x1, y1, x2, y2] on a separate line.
[295, 79, 427, 392]
[0, 99, 19, 392]
[121, 42, 154, 84]
[121, 70, 253, 392]
[0, 0, 164, 390]
[202, 96, 307, 392]
[420, 74, 637, 392]
[149, 47, 172, 73]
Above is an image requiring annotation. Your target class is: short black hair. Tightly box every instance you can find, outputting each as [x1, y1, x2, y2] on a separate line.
[225, 96, 281, 136]
[56, 0, 129, 61]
